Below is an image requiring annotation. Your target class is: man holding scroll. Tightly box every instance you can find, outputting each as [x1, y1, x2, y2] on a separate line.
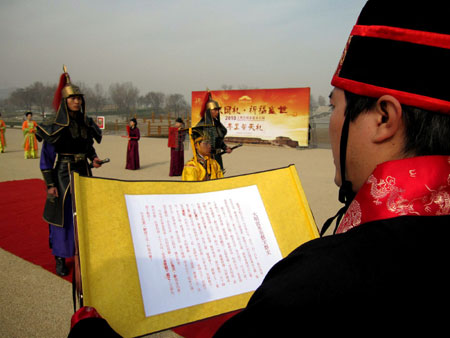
[215, 0, 450, 336]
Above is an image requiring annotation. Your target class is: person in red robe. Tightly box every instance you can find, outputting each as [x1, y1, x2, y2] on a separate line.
[168, 117, 186, 176]
[0, 112, 6, 153]
[125, 118, 140, 170]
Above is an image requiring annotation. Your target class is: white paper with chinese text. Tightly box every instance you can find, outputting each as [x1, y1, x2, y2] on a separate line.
[125, 185, 282, 317]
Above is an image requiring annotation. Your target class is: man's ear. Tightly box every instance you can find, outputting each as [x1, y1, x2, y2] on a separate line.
[372, 95, 403, 143]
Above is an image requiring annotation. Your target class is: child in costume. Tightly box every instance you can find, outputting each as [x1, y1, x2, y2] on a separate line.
[182, 127, 223, 181]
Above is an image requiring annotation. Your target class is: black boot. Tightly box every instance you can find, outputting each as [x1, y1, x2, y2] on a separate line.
[55, 256, 69, 276]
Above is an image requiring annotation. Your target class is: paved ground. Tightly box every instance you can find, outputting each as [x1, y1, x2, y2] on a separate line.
[0, 127, 340, 338]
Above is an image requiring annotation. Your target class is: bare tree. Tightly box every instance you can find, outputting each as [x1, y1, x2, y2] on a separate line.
[142, 91, 165, 113]
[318, 95, 326, 107]
[237, 84, 259, 90]
[310, 94, 318, 112]
[29, 82, 55, 114]
[109, 82, 139, 118]
[221, 84, 233, 90]
[137, 95, 147, 108]
[6, 82, 55, 115]
[83, 83, 106, 113]
[8, 87, 34, 111]
[0, 98, 16, 116]
[165, 93, 189, 117]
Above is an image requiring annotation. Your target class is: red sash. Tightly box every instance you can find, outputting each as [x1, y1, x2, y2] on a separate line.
[337, 156, 450, 234]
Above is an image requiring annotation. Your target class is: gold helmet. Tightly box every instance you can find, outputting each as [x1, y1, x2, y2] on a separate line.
[188, 126, 212, 164]
[205, 99, 221, 111]
[61, 83, 83, 99]
[191, 127, 211, 144]
[51, 65, 87, 126]
[60, 65, 83, 99]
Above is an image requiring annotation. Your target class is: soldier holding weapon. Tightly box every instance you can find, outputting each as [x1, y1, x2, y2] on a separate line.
[196, 93, 233, 172]
[36, 65, 106, 276]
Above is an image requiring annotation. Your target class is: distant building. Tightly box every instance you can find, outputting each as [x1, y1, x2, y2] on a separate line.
[225, 136, 271, 145]
[225, 136, 299, 148]
[273, 136, 299, 148]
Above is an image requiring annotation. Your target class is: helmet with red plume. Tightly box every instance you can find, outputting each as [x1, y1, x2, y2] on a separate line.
[52, 65, 84, 112]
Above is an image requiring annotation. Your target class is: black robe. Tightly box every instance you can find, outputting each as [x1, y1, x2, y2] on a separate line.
[36, 106, 101, 227]
[214, 215, 450, 337]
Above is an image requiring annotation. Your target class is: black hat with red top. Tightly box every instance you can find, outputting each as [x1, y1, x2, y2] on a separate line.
[331, 0, 450, 114]
[322, 0, 450, 236]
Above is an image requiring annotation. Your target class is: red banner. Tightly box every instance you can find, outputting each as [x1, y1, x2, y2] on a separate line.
[168, 127, 179, 148]
[192, 88, 310, 147]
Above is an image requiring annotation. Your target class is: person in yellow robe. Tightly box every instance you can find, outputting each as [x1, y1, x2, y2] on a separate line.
[22, 111, 38, 159]
[0, 113, 6, 153]
[182, 128, 223, 181]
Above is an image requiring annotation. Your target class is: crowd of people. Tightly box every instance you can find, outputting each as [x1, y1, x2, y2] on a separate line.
[0, 66, 235, 277]
[1, 89, 236, 187]
[123, 95, 233, 180]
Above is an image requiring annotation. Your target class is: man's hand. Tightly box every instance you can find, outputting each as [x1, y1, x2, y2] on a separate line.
[48, 187, 58, 198]
[92, 157, 102, 168]
[226, 147, 232, 154]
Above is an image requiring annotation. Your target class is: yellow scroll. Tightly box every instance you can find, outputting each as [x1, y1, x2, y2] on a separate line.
[72, 165, 318, 337]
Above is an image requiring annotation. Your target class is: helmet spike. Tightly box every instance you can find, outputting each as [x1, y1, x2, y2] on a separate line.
[63, 64, 71, 84]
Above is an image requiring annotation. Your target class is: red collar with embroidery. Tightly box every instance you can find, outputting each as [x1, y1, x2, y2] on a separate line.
[337, 155, 450, 234]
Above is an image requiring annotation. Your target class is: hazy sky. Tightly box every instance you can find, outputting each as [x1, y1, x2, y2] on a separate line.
[0, 0, 367, 101]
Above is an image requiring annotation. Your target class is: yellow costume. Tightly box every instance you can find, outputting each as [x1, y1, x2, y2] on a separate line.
[182, 155, 223, 181]
[0, 118, 6, 153]
[181, 127, 224, 181]
[22, 118, 38, 159]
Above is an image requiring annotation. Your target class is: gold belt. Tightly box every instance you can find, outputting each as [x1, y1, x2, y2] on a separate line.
[58, 153, 86, 162]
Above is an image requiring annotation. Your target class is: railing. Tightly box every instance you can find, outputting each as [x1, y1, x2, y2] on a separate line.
[3, 121, 27, 128]
[3, 118, 331, 147]
[103, 116, 191, 137]
[3, 114, 192, 138]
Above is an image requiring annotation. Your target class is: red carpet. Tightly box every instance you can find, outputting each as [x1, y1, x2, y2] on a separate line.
[0, 179, 238, 337]
[0, 179, 74, 281]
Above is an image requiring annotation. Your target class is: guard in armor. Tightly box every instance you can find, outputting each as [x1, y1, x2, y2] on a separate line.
[196, 96, 232, 171]
[36, 65, 103, 276]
